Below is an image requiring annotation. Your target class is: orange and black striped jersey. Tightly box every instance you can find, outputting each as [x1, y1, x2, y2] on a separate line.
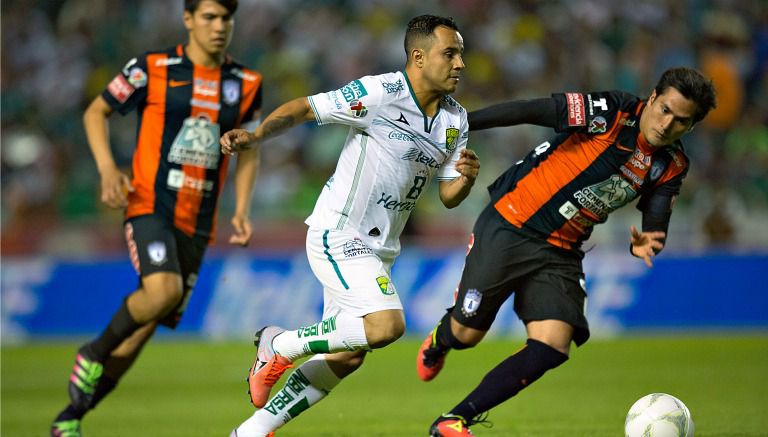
[102, 45, 262, 240]
[489, 90, 689, 253]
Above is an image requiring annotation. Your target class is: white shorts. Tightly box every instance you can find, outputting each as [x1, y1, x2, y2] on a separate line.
[306, 228, 403, 318]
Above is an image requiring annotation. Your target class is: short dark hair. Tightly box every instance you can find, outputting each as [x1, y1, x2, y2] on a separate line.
[184, 0, 238, 15]
[404, 15, 460, 56]
[654, 67, 717, 124]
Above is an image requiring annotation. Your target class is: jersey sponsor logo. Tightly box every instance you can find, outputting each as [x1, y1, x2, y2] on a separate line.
[395, 112, 410, 125]
[574, 174, 637, 219]
[222, 79, 240, 105]
[107, 74, 135, 103]
[194, 78, 218, 97]
[190, 98, 221, 110]
[166, 168, 215, 194]
[445, 127, 460, 151]
[382, 79, 404, 94]
[619, 117, 636, 127]
[389, 130, 415, 142]
[168, 117, 221, 169]
[566, 92, 585, 126]
[588, 95, 608, 114]
[401, 148, 440, 168]
[128, 67, 147, 88]
[230, 67, 258, 82]
[461, 288, 482, 317]
[169, 79, 192, 88]
[628, 149, 651, 171]
[154, 57, 182, 66]
[376, 276, 396, 295]
[619, 165, 645, 186]
[558, 200, 579, 219]
[147, 241, 167, 266]
[343, 238, 374, 257]
[348, 99, 367, 118]
[377, 192, 417, 212]
[588, 116, 607, 134]
[340, 79, 368, 102]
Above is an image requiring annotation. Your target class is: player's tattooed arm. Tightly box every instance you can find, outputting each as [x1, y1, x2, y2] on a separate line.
[221, 97, 315, 154]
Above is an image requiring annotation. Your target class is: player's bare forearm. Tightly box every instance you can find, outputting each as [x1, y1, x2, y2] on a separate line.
[221, 97, 315, 155]
[439, 148, 479, 208]
[439, 176, 475, 208]
[83, 96, 117, 174]
[233, 146, 260, 217]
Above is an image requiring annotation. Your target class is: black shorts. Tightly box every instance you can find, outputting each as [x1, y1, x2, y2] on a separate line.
[124, 214, 208, 329]
[450, 205, 590, 346]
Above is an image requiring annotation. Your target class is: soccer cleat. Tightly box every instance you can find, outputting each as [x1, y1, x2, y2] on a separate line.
[247, 326, 293, 408]
[68, 345, 103, 410]
[429, 414, 474, 436]
[50, 419, 81, 437]
[417, 329, 448, 382]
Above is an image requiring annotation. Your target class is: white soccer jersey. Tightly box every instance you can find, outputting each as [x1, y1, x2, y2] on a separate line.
[306, 71, 469, 259]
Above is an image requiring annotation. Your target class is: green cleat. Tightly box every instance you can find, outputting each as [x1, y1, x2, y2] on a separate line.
[68, 345, 103, 410]
[50, 419, 81, 437]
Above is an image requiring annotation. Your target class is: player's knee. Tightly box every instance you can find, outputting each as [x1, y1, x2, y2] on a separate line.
[141, 273, 184, 315]
[364, 310, 405, 348]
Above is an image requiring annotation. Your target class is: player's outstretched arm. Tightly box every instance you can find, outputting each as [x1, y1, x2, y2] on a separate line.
[83, 95, 134, 209]
[220, 97, 315, 155]
[468, 98, 557, 131]
[439, 149, 480, 208]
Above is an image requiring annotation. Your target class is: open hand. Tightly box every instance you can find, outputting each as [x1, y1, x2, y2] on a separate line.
[630, 225, 666, 267]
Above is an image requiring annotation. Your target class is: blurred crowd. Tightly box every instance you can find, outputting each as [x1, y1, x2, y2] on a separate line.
[2, 0, 767, 255]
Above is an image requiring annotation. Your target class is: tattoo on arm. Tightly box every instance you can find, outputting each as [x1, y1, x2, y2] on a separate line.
[261, 115, 295, 139]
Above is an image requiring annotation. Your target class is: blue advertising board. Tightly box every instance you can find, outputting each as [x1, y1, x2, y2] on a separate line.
[2, 250, 767, 342]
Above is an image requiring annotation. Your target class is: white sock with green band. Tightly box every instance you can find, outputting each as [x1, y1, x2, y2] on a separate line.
[272, 312, 369, 362]
[234, 354, 342, 436]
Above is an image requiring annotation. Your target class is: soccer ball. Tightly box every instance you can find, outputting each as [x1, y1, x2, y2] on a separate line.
[624, 393, 695, 437]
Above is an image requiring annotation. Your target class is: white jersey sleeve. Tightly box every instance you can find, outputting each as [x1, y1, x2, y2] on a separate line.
[437, 102, 469, 181]
[307, 76, 385, 130]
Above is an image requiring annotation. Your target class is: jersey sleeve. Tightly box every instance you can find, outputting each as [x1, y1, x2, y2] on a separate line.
[101, 54, 150, 115]
[307, 75, 384, 130]
[551, 90, 630, 134]
[239, 83, 263, 131]
[437, 110, 469, 181]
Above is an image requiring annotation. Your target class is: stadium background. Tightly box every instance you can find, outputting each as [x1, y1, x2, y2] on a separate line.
[2, 1, 767, 436]
[2, 0, 767, 338]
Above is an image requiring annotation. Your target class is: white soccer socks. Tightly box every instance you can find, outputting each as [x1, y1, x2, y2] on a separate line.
[235, 354, 341, 436]
[272, 312, 369, 362]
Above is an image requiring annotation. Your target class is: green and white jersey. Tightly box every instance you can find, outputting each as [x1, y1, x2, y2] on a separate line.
[306, 71, 468, 259]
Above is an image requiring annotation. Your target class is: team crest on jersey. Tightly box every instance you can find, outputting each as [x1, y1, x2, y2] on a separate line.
[147, 241, 167, 266]
[461, 288, 482, 317]
[349, 100, 368, 118]
[445, 128, 460, 151]
[340, 80, 368, 102]
[128, 67, 147, 88]
[588, 116, 607, 134]
[649, 160, 666, 181]
[222, 80, 240, 105]
[376, 276, 396, 295]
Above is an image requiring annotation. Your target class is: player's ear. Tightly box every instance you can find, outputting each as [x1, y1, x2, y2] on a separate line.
[183, 10, 194, 31]
[413, 49, 424, 67]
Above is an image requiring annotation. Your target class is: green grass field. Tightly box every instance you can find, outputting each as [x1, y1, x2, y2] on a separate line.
[3, 335, 767, 436]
